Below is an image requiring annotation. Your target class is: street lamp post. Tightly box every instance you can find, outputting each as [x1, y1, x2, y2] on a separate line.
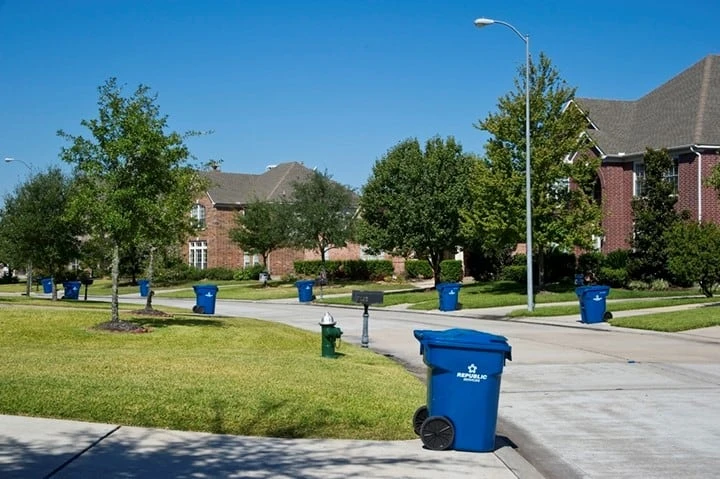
[3, 157, 35, 297]
[474, 17, 534, 311]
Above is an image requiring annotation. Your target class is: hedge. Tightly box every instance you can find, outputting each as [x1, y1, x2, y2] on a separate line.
[440, 260, 463, 283]
[405, 260, 433, 279]
[293, 259, 394, 281]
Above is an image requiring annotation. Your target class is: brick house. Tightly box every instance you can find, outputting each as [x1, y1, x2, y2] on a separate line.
[184, 162, 400, 276]
[572, 54, 720, 252]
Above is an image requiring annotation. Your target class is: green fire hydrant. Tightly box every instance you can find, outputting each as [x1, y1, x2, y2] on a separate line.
[319, 312, 343, 358]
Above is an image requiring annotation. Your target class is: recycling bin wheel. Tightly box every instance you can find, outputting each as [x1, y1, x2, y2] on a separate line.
[604, 311, 613, 320]
[193, 305, 205, 314]
[412, 405, 428, 435]
[420, 416, 455, 451]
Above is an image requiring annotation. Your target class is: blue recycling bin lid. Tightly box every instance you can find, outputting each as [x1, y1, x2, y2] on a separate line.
[414, 328, 511, 359]
[193, 284, 218, 293]
[580, 285, 610, 297]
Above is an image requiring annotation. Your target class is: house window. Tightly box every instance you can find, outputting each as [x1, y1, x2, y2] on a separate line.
[191, 204, 206, 229]
[634, 160, 679, 197]
[189, 240, 208, 269]
[360, 247, 385, 261]
[243, 252, 260, 268]
[664, 160, 679, 194]
[634, 163, 646, 197]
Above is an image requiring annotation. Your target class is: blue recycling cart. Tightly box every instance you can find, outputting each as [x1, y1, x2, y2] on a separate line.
[575, 285, 611, 323]
[437, 282, 461, 311]
[193, 284, 218, 314]
[295, 280, 315, 302]
[412, 328, 512, 452]
[62, 281, 81, 300]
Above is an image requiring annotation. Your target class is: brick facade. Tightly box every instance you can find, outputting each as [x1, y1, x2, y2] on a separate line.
[598, 150, 720, 253]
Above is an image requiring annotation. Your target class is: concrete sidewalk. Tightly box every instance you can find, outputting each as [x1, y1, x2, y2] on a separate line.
[0, 415, 533, 479]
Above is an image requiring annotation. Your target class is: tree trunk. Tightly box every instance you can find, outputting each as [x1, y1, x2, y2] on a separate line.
[51, 277, 57, 301]
[430, 253, 441, 286]
[111, 244, 120, 323]
[700, 279, 713, 298]
[25, 260, 32, 296]
[537, 249, 545, 291]
[144, 247, 155, 310]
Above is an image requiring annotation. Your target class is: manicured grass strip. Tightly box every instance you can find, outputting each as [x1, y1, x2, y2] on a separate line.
[0, 308, 425, 440]
[507, 296, 716, 317]
[609, 305, 720, 332]
[0, 296, 186, 313]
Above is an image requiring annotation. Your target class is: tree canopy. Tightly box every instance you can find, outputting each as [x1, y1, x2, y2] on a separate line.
[58, 78, 206, 322]
[288, 170, 356, 264]
[359, 136, 474, 285]
[468, 53, 602, 287]
[665, 220, 720, 297]
[629, 148, 681, 281]
[0, 167, 81, 299]
[230, 199, 293, 271]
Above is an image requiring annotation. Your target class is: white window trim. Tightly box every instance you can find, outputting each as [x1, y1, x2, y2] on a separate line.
[189, 240, 208, 270]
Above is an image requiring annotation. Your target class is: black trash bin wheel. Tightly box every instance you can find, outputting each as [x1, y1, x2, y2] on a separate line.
[412, 405, 428, 435]
[420, 416, 455, 451]
[193, 305, 205, 314]
[604, 311, 613, 320]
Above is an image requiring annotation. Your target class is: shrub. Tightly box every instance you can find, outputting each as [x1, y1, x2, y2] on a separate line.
[605, 249, 630, 269]
[578, 252, 604, 275]
[544, 250, 576, 283]
[597, 267, 629, 288]
[366, 260, 394, 280]
[405, 260, 433, 279]
[203, 267, 236, 281]
[440, 260, 463, 283]
[154, 263, 204, 284]
[650, 278, 669, 291]
[501, 265, 526, 283]
[627, 280, 649, 290]
[464, 247, 512, 282]
[293, 260, 341, 279]
[233, 264, 265, 281]
[511, 254, 526, 266]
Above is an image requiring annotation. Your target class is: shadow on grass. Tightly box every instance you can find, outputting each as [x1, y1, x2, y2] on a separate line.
[137, 316, 225, 329]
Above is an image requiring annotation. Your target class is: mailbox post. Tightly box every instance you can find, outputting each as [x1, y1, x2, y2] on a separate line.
[351, 290, 384, 348]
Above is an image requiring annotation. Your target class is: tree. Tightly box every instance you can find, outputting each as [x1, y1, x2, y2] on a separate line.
[0, 167, 81, 300]
[58, 78, 206, 324]
[288, 170, 356, 267]
[359, 136, 474, 285]
[470, 53, 602, 288]
[229, 199, 292, 273]
[629, 148, 680, 281]
[665, 221, 720, 297]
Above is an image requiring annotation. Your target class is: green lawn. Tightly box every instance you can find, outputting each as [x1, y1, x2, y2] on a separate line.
[610, 305, 720, 331]
[507, 296, 716, 317]
[0, 307, 425, 440]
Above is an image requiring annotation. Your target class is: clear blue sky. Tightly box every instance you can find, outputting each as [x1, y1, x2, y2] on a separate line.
[1, 0, 718, 198]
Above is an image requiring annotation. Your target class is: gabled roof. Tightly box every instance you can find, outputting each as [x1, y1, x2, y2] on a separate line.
[574, 55, 720, 157]
[202, 162, 315, 206]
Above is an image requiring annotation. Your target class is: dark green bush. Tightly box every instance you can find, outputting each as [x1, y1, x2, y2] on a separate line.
[440, 260, 463, 283]
[293, 260, 341, 278]
[578, 252, 604, 275]
[203, 267, 236, 281]
[544, 250, 576, 283]
[465, 247, 512, 282]
[605, 249, 630, 269]
[511, 254, 526, 266]
[366, 260, 394, 280]
[405, 260, 433, 279]
[502, 265, 526, 283]
[154, 263, 205, 284]
[597, 267, 629, 288]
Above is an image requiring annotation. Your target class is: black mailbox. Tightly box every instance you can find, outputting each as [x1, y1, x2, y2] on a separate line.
[352, 290, 384, 305]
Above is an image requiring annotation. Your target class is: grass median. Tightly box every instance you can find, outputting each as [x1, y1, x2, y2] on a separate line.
[0, 308, 425, 440]
[507, 296, 716, 318]
[609, 305, 720, 331]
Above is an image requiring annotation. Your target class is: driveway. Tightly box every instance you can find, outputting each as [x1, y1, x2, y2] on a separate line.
[131, 296, 720, 478]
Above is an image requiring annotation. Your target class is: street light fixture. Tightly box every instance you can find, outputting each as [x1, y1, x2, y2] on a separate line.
[474, 17, 534, 311]
[4, 157, 33, 171]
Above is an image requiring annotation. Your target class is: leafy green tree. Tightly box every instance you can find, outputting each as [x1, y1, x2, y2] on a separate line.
[58, 78, 205, 323]
[230, 199, 292, 272]
[629, 148, 680, 281]
[288, 170, 356, 268]
[469, 53, 602, 288]
[665, 221, 720, 297]
[359, 136, 474, 285]
[0, 167, 81, 300]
